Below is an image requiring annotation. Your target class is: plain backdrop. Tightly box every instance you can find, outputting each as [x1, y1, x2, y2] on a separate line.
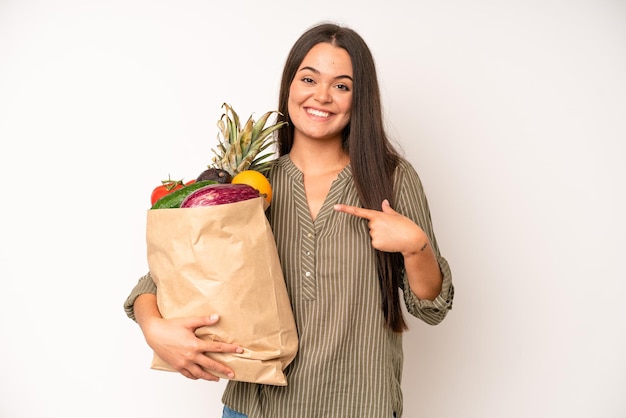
[1, 0, 624, 417]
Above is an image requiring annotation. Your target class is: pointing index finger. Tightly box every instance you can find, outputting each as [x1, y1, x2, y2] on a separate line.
[333, 204, 378, 220]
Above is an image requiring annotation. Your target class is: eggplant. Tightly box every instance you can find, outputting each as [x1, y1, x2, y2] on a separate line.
[180, 183, 259, 208]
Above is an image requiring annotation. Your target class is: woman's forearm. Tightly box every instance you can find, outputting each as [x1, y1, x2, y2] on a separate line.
[403, 242, 443, 301]
[134, 293, 162, 331]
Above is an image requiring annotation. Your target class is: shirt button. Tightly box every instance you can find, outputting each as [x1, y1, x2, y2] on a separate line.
[305, 271, 311, 277]
[305, 251, 311, 256]
[307, 232, 313, 238]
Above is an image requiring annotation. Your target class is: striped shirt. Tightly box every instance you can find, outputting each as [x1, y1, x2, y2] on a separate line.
[124, 155, 454, 418]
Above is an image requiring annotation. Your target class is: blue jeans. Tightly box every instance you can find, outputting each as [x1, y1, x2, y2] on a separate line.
[222, 406, 247, 418]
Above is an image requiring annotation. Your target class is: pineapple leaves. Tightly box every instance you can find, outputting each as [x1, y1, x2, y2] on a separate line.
[209, 103, 287, 175]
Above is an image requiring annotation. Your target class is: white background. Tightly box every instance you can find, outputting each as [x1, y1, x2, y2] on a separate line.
[1, 0, 625, 417]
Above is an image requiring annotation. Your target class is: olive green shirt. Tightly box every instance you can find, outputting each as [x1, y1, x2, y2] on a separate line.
[124, 155, 454, 418]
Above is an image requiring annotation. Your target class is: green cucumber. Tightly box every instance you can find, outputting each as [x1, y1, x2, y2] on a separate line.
[151, 180, 218, 209]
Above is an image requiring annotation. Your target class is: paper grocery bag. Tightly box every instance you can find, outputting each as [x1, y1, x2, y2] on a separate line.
[146, 196, 298, 386]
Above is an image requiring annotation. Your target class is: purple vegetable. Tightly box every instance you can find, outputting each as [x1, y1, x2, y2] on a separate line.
[180, 183, 260, 208]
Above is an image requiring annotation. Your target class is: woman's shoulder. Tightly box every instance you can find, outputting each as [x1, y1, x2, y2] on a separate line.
[266, 155, 287, 174]
[392, 155, 428, 203]
[267, 154, 301, 181]
[394, 155, 421, 179]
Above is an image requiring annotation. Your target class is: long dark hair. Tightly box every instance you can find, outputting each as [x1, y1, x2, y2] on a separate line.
[276, 23, 407, 332]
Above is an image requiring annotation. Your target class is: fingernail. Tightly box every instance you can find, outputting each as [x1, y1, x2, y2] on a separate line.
[227, 372, 235, 378]
[210, 314, 219, 321]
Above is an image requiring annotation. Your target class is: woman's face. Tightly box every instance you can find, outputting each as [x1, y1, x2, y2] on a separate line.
[288, 42, 353, 144]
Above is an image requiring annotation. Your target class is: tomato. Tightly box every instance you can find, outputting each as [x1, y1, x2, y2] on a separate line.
[150, 177, 198, 206]
[150, 180, 184, 206]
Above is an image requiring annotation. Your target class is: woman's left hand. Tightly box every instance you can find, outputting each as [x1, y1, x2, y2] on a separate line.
[334, 199, 427, 256]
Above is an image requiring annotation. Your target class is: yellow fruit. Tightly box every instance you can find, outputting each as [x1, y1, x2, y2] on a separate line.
[231, 170, 272, 204]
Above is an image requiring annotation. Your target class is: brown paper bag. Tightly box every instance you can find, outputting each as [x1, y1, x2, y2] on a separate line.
[146, 196, 298, 386]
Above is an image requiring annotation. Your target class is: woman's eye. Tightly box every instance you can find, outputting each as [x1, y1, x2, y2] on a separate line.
[336, 83, 350, 91]
[301, 77, 314, 84]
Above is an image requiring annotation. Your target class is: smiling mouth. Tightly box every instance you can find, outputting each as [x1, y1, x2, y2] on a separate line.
[306, 108, 331, 118]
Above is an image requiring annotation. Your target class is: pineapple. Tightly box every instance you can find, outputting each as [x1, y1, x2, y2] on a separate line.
[197, 103, 286, 183]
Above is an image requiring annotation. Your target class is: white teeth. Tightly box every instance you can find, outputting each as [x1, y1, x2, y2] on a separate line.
[307, 108, 330, 118]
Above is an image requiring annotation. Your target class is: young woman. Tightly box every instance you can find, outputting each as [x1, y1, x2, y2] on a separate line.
[125, 22, 454, 418]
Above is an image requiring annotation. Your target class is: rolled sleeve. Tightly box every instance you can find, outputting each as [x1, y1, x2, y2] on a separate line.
[403, 255, 454, 325]
[123, 272, 157, 322]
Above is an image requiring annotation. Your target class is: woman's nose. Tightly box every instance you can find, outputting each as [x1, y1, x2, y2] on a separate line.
[314, 85, 331, 103]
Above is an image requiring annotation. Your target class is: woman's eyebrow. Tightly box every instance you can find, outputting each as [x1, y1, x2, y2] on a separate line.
[298, 66, 353, 81]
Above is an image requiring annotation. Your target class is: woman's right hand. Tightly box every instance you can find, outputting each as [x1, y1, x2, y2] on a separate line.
[134, 294, 243, 381]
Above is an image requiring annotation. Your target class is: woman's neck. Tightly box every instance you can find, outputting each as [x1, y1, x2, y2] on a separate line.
[289, 139, 349, 175]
